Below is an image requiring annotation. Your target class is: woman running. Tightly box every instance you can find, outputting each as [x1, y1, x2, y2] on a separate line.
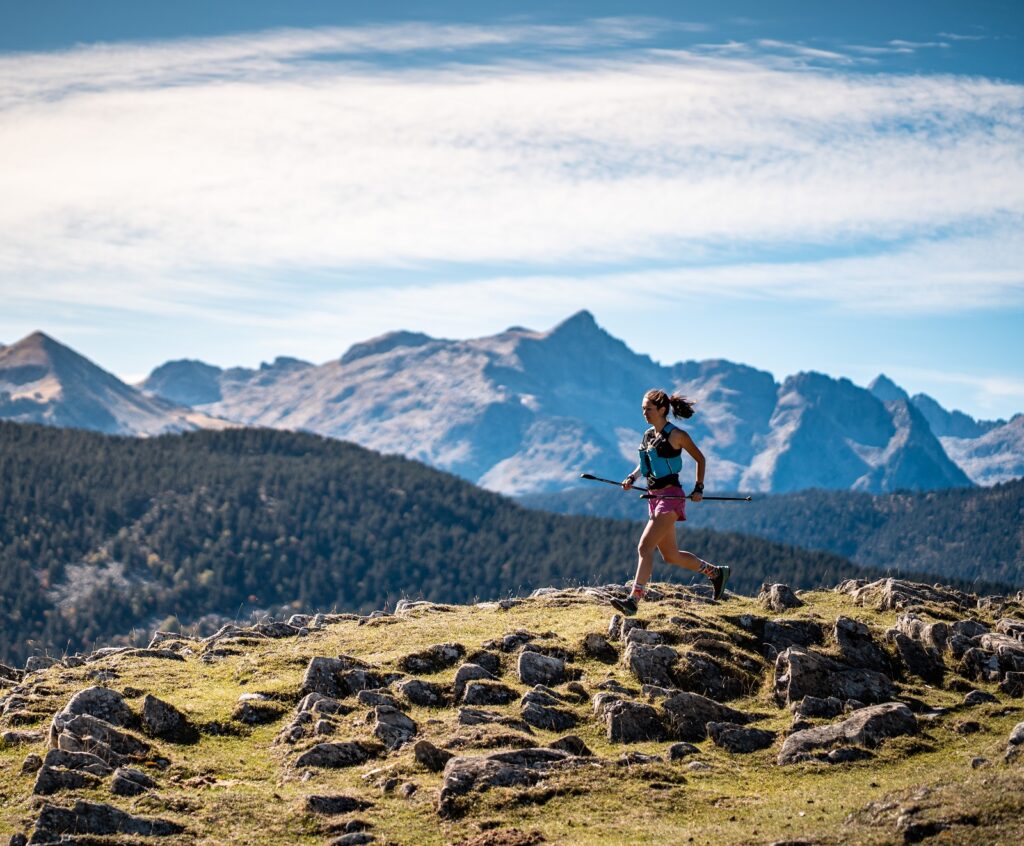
[611, 389, 730, 615]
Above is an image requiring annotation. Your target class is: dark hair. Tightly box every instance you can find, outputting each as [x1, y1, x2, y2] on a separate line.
[644, 388, 695, 419]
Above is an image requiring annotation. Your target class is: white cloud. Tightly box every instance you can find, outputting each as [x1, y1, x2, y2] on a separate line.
[0, 20, 1022, 319]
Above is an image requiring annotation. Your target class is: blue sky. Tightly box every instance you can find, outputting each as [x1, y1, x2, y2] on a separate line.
[1, 1, 1022, 419]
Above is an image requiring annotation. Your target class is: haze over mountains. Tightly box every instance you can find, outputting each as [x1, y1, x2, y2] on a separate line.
[1, 314, 1021, 494]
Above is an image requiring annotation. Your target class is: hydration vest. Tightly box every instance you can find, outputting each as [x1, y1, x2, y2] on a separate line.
[639, 422, 683, 484]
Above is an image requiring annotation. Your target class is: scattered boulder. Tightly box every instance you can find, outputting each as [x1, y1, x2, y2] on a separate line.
[414, 739, 454, 772]
[625, 628, 664, 646]
[371, 705, 417, 750]
[437, 748, 573, 818]
[453, 664, 495, 701]
[958, 648, 1002, 682]
[457, 707, 533, 734]
[520, 692, 578, 732]
[774, 647, 897, 706]
[673, 651, 752, 701]
[465, 650, 502, 676]
[21, 753, 43, 774]
[778, 702, 917, 765]
[759, 583, 803, 612]
[463, 681, 518, 706]
[707, 722, 776, 753]
[762, 619, 824, 652]
[548, 735, 592, 756]
[668, 742, 700, 760]
[33, 765, 103, 795]
[834, 617, 891, 673]
[49, 687, 136, 744]
[660, 691, 753, 742]
[399, 643, 466, 674]
[517, 651, 565, 687]
[888, 631, 945, 686]
[1, 730, 44, 746]
[110, 766, 157, 796]
[582, 633, 618, 663]
[605, 700, 665, 743]
[301, 656, 375, 698]
[963, 690, 997, 706]
[30, 800, 185, 841]
[792, 696, 844, 719]
[306, 794, 373, 814]
[232, 700, 287, 725]
[357, 689, 404, 709]
[1001, 672, 1024, 697]
[54, 714, 150, 764]
[399, 679, 447, 707]
[141, 695, 198, 743]
[295, 741, 381, 768]
[623, 643, 679, 688]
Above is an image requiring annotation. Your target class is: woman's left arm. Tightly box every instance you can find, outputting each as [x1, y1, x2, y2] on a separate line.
[671, 429, 705, 501]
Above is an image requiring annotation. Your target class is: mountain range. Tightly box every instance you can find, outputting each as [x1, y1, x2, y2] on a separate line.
[2, 314, 1021, 494]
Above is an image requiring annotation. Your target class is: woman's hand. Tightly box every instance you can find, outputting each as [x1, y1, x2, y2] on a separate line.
[621, 476, 634, 490]
[690, 491, 703, 503]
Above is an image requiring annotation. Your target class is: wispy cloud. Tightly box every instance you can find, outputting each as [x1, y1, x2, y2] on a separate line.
[0, 19, 1022, 322]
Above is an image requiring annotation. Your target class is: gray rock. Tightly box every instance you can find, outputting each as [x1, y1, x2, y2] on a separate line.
[521, 700, 578, 732]
[660, 691, 752, 741]
[398, 678, 446, 707]
[582, 633, 618, 662]
[357, 689, 404, 709]
[951, 619, 990, 639]
[24, 656, 57, 673]
[763, 619, 824, 651]
[456, 707, 532, 733]
[110, 766, 157, 796]
[438, 750, 567, 818]
[608, 614, 624, 641]
[963, 689, 997, 706]
[306, 794, 372, 814]
[778, 702, 917, 765]
[8, 833, 27, 846]
[592, 691, 626, 717]
[996, 618, 1024, 641]
[33, 765, 103, 795]
[668, 742, 700, 760]
[298, 692, 352, 715]
[414, 739, 453, 772]
[1008, 721, 1024, 746]
[371, 705, 417, 750]
[42, 748, 112, 775]
[398, 781, 417, 798]
[707, 722, 776, 753]
[452, 663, 494, 701]
[605, 699, 665, 743]
[791, 696, 844, 719]
[1, 730, 43, 746]
[49, 687, 136, 745]
[959, 647, 1002, 682]
[462, 681, 518, 706]
[889, 631, 945, 685]
[465, 650, 502, 675]
[1002, 672, 1024, 697]
[328, 834, 375, 846]
[21, 753, 43, 774]
[339, 668, 388, 695]
[295, 741, 380, 768]
[895, 613, 949, 652]
[618, 751, 663, 765]
[834, 616, 891, 673]
[625, 628, 664, 646]
[759, 583, 803, 612]
[623, 643, 679, 688]
[548, 735, 592, 756]
[232, 700, 286, 725]
[399, 643, 465, 674]
[774, 646, 897, 706]
[30, 800, 185, 840]
[517, 651, 565, 687]
[300, 655, 375, 698]
[141, 694, 198, 743]
[673, 651, 749, 701]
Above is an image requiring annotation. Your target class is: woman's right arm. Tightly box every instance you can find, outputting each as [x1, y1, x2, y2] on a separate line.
[622, 464, 641, 490]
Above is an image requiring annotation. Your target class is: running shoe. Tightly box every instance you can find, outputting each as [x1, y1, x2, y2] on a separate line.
[711, 565, 731, 601]
[610, 595, 639, 616]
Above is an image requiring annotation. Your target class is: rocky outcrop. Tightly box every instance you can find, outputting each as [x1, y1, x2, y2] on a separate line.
[778, 702, 917, 765]
[759, 584, 803, 612]
[774, 647, 897, 706]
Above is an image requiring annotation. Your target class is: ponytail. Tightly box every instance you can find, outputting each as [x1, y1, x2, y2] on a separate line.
[644, 389, 696, 420]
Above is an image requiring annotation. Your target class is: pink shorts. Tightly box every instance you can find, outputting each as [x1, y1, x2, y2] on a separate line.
[648, 485, 687, 521]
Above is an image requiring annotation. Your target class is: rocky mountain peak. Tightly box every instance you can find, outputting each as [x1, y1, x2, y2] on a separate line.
[868, 373, 910, 403]
[340, 330, 436, 366]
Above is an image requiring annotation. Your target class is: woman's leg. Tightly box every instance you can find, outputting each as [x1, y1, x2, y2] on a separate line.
[631, 513, 679, 591]
[656, 532, 716, 574]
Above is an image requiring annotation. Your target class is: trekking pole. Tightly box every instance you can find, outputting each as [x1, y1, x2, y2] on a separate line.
[579, 472, 752, 502]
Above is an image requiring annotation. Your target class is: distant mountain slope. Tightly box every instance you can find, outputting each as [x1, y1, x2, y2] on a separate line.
[521, 477, 1024, 586]
[0, 332, 230, 435]
[137, 311, 980, 496]
[941, 415, 1024, 485]
[0, 421, 992, 666]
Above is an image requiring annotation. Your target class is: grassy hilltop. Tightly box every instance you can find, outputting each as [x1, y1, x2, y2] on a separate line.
[2, 577, 1023, 846]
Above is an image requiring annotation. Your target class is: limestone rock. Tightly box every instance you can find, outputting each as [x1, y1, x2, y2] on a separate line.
[963, 690, 997, 706]
[625, 628, 664, 646]
[357, 689, 404, 710]
[605, 700, 665, 743]
[438, 748, 572, 818]
[548, 735, 592, 756]
[623, 643, 679, 688]
[141, 694, 198, 743]
[295, 741, 381, 768]
[1001, 672, 1024, 697]
[306, 794, 373, 814]
[759, 583, 803, 612]
[49, 687, 136, 745]
[42, 748, 112, 776]
[521, 698, 578, 732]
[582, 633, 618, 663]
[762, 619, 824, 652]
[660, 691, 753, 742]
[399, 643, 465, 674]
[778, 702, 917, 765]
[1, 730, 44, 746]
[668, 742, 700, 760]
[33, 765, 103, 795]
[791, 696, 844, 719]
[707, 722, 776, 753]
[414, 739, 453, 772]
[834, 617, 891, 673]
[30, 800, 184, 841]
[774, 646, 897, 706]
[371, 705, 417, 750]
[110, 766, 157, 796]
[453, 664, 495, 701]
[517, 651, 565, 687]
[399, 679, 447, 707]
[463, 681, 518, 706]
[300, 656, 373, 698]
[889, 631, 945, 685]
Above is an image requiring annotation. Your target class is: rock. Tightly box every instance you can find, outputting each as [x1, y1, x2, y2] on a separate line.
[668, 742, 700, 760]
[618, 751, 663, 765]
[777, 702, 917, 765]
[457, 708, 532, 733]
[328, 834, 375, 846]
[314, 719, 335, 736]
[623, 643, 679, 688]
[463, 681, 518, 706]
[971, 756, 989, 768]
[414, 739, 453, 772]
[996, 618, 1024, 641]
[55, 714, 150, 763]
[1, 730, 44, 746]
[895, 613, 949, 652]
[605, 700, 666, 743]
[608, 614, 624, 641]
[398, 679, 447, 707]
[673, 651, 751, 701]
[50, 687, 136, 743]
[521, 700, 578, 732]
[686, 760, 712, 772]
[42, 748, 112, 775]
[33, 765, 103, 795]
[110, 766, 157, 796]
[30, 800, 184, 840]
[660, 691, 753, 741]
[371, 705, 417, 750]
[465, 650, 502, 675]
[339, 668, 389, 695]
[24, 656, 57, 673]
[963, 689, 998, 706]
[582, 633, 618, 662]
[398, 781, 417, 798]
[791, 696, 844, 719]
[517, 651, 565, 687]
[774, 647, 897, 706]
[952, 619, 990, 639]
[889, 631, 945, 686]
[763, 619, 824, 651]
[548, 735, 592, 756]
[21, 753, 42, 774]
[452, 664, 495, 701]
[399, 643, 466, 674]
[1000, 671, 1024, 697]
[759, 583, 803, 611]
[1008, 721, 1024, 746]
[834, 617, 891, 673]
[298, 692, 352, 715]
[141, 695, 198, 743]
[295, 741, 381, 768]
[978, 633, 1024, 671]
[8, 834, 27, 846]
[300, 655, 376, 698]
[232, 700, 287, 725]
[357, 689, 404, 709]
[592, 691, 626, 717]
[625, 628, 664, 646]
[841, 578, 974, 614]
[707, 722, 776, 753]
[959, 648, 1002, 682]
[437, 748, 572, 818]
[306, 794, 373, 814]
[953, 720, 981, 735]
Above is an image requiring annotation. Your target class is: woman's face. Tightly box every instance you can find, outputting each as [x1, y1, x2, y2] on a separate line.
[642, 397, 664, 424]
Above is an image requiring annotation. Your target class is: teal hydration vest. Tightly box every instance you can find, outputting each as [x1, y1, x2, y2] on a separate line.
[638, 422, 683, 483]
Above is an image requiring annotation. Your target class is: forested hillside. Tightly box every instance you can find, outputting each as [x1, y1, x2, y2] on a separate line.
[0, 422, 1004, 665]
[523, 480, 1024, 585]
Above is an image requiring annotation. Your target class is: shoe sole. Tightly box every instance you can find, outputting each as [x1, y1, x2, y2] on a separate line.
[610, 599, 637, 616]
[713, 566, 731, 601]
